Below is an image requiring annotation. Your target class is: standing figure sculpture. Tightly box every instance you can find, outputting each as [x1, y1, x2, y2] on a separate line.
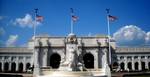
[59, 33, 82, 71]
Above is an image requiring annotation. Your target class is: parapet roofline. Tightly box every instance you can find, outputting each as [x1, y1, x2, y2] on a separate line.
[0, 47, 28, 48]
[32, 34, 110, 38]
[116, 46, 150, 48]
[116, 47, 150, 53]
[0, 47, 33, 53]
[34, 36, 109, 38]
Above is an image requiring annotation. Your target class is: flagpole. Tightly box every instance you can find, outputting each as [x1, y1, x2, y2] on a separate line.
[70, 8, 75, 34]
[34, 9, 37, 45]
[106, 9, 111, 66]
[71, 15, 73, 34]
[33, 9, 38, 70]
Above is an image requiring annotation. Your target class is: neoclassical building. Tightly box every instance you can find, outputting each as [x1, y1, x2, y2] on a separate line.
[0, 34, 150, 77]
[112, 47, 150, 72]
[0, 34, 114, 77]
[0, 47, 33, 72]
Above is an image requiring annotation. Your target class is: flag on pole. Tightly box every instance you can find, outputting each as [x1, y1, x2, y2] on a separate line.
[70, 8, 78, 22]
[72, 15, 78, 22]
[36, 15, 43, 22]
[108, 15, 117, 21]
[106, 9, 118, 66]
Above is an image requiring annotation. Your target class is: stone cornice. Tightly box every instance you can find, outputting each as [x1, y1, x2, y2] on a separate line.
[0, 47, 33, 53]
[116, 47, 150, 53]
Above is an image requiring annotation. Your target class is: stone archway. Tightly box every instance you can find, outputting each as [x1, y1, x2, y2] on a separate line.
[50, 53, 61, 69]
[4, 62, 9, 72]
[120, 62, 124, 71]
[26, 63, 31, 71]
[11, 62, 16, 72]
[141, 62, 145, 71]
[18, 63, 23, 72]
[135, 62, 139, 71]
[83, 53, 94, 69]
[127, 62, 132, 71]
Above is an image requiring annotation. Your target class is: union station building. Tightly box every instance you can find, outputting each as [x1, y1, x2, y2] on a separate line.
[0, 34, 150, 75]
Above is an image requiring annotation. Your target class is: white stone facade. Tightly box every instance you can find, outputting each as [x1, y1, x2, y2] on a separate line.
[0, 34, 113, 77]
[30, 34, 113, 76]
[0, 48, 33, 72]
[0, 34, 150, 76]
[112, 47, 150, 72]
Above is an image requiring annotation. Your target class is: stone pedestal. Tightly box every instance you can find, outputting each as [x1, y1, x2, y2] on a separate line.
[103, 48, 111, 77]
[43, 48, 48, 67]
[33, 48, 40, 76]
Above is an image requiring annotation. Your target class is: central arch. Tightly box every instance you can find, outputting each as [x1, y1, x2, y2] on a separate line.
[50, 53, 61, 69]
[83, 53, 94, 69]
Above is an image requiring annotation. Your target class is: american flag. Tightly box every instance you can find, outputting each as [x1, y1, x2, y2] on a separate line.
[72, 15, 78, 22]
[70, 8, 78, 22]
[108, 15, 117, 21]
[36, 15, 43, 22]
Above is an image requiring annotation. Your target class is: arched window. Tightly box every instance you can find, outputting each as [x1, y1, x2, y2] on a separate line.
[83, 53, 94, 69]
[135, 62, 139, 70]
[50, 53, 61, 69]
[120, 62, 124, 71]
[4, 62, 9, 72]
[127, 62, 132, 70]
[141, 62, 145, 71]
[18, 63, 23, 72]
[11, 62, 16, 72]
[26, 63, 31, 70]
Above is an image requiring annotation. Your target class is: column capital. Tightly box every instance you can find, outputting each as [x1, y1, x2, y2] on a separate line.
[43, 48, 48, 52]
[145, 56, 148, 59]
[132, 56, 134, 59]
[138, 56, 141, 59]
[102, 47, 108, 53]
[34, 48, 40, 52]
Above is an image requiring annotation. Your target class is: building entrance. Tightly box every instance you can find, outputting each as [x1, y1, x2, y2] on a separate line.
[83, 53, 94, 69]
[50, 53, 61, 68]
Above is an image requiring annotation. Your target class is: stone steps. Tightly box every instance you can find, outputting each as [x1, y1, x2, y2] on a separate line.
[39, 70, 106, 77]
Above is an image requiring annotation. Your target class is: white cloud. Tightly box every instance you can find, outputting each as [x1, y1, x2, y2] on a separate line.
[6, 35, 18, 47]
[13, 14, 41, 28]
[0, 27, 5, 36]
[113, 25, 147, 46]
[145, 32, 150, 44]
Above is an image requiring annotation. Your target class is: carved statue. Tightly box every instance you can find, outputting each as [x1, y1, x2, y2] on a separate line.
[59, 33, 83, 71]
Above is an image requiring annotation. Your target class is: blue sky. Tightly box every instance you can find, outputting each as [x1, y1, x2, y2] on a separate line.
[0, 0, 150, 47]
